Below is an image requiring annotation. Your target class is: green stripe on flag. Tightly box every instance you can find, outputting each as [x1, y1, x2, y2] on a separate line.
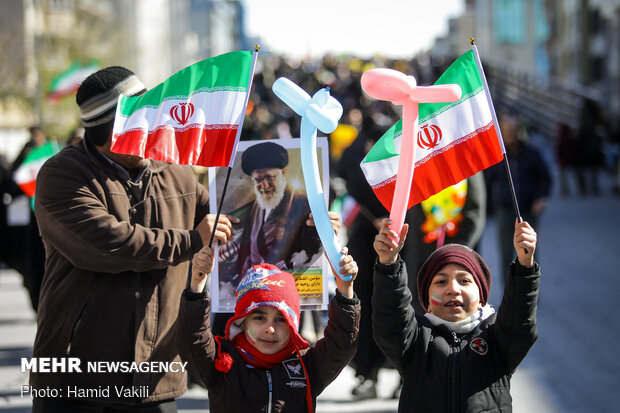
[363, 50, 484, 163]
[23, 141, 60, 164]
[419, 50, 483, 120]
[117, 51, 253, 116]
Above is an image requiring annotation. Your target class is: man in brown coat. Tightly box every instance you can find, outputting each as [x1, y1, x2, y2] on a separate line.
[30, 66, 234, 413]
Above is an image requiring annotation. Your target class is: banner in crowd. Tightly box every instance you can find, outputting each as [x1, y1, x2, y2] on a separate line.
[360, 50, 504, 210]
[111, 50, 255, 167]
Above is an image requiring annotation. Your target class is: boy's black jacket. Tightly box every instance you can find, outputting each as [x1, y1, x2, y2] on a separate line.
[372, 257, 539, 413]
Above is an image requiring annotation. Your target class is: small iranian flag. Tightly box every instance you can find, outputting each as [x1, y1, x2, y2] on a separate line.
[13, 141, 61, 198]
[47, 61, 99, 104]
[361, 50, 504, 210]
[111, 50, 255, 167]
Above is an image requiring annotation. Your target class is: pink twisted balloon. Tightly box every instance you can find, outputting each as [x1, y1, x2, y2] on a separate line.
[361, 69, 461, 236]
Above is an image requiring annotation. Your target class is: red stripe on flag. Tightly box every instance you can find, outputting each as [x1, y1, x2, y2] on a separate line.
[112, 125, 238, 167]
[343, 203, 361, 228]
[47, 85, 80, 103]
[373, 124, 502, 210]
[17, 181, 37, 198]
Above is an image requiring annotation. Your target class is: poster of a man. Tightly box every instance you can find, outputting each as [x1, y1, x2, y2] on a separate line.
[209, 138, 330, 311]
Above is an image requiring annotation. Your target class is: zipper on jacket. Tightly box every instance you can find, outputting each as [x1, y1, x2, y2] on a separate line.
[266, 370, 273, 413]
[448, 331, 460, 413]
[66, 302, 90, 355]
[66, 318, 82, 355]
[451, 331, 460, 345]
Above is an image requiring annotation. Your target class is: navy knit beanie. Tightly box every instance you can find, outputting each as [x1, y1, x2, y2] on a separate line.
[417, 244, 491, 310]
[76, 66, 146, 146]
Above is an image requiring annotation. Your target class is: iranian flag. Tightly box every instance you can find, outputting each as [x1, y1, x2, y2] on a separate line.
[47, 61, 99, 104]
[111, 50, 256, 167]
[13, 141, 61, 198]
[360, 50, 504, 210]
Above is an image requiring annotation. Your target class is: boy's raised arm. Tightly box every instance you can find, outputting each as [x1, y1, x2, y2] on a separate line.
[190, 246, 214, 293]
[334, 247, 358, 298]
[513, 220, 537, 267]
[373, 218, 409, 265]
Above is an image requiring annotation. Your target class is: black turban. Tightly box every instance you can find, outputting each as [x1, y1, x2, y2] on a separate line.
[241, 142, 289, 175]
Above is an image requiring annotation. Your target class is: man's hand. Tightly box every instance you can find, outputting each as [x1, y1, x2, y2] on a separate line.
[306, 211, 341, 235]
[190, 246, 214, 293]
[514, 219, 537, 267]
[335, 247, 358, 299]
[195, 214, 239, 245]
[373, 219, 408, 265]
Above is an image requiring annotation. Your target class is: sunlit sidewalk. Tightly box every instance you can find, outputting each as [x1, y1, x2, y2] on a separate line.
[0, 268, 36, 412]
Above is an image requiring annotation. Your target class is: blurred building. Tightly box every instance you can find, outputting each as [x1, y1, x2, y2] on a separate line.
[433, 0, 620, 139]
[0, 0, 247, 160]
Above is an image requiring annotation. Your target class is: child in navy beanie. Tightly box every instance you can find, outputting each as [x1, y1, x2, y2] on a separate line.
[175, 240, 361, 413]
[372, 218, 540, 412]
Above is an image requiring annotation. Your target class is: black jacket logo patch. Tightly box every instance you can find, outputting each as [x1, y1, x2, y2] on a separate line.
[283, 358, 306, 380]
[470, 337, 488, 355]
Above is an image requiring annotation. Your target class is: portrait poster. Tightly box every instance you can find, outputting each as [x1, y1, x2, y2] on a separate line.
[208, 137, 330, 312]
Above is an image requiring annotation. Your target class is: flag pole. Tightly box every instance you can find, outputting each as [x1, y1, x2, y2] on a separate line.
[207, 45, 260, 249]
[469, 39, 523, 221]
[207, 167, 233, 248]
[470, 38, 528, 253]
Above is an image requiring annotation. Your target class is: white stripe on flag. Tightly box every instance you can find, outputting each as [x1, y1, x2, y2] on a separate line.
[362, 92, 493, 186]
[113, 90, 247, 134]
[13, 158, 49, 185]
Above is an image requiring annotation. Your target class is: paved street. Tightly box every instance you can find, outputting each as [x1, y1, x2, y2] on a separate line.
[1, 164, 619, 412]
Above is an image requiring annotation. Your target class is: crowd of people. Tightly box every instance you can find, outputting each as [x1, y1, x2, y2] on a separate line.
[1, 50, 617, 412]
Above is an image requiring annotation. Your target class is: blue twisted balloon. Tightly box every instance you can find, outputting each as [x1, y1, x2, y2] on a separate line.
[272, 77, 349, 280]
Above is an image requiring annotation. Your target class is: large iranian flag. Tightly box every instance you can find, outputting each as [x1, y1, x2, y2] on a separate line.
[361, 50, 504, 210]
[111, 50, 255, 167]
[13, 141, 61, 198]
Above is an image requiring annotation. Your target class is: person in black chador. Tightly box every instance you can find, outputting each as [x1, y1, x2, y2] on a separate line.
[338, 123, 391, 400]
[484, 114, 552, 282]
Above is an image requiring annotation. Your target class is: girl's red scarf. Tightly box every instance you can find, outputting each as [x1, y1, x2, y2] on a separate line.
[231, 333, 314, 412]
[232, 333, 296, 369]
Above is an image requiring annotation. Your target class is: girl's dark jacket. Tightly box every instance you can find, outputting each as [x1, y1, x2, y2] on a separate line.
[175, 288, 360, 412]
[372, 257, 540, 413]
[31, 140, 209, 404]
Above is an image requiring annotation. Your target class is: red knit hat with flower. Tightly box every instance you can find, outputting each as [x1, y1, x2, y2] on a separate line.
[225, 263, 310, 350]
[214, 264, 314, 412]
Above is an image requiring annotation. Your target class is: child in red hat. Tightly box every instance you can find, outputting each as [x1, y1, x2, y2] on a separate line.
[175, 244, 359, 413]
[372, 218, 539, 412]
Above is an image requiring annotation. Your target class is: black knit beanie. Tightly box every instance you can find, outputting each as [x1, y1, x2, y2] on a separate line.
[417, 244, 492, 310]
[76, 66, 146, 146]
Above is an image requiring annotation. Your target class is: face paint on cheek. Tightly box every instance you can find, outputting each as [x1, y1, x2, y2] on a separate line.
[430, 292, 443, 306]
[462, 290, 480, 308]
[246, 327, 258, 344]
